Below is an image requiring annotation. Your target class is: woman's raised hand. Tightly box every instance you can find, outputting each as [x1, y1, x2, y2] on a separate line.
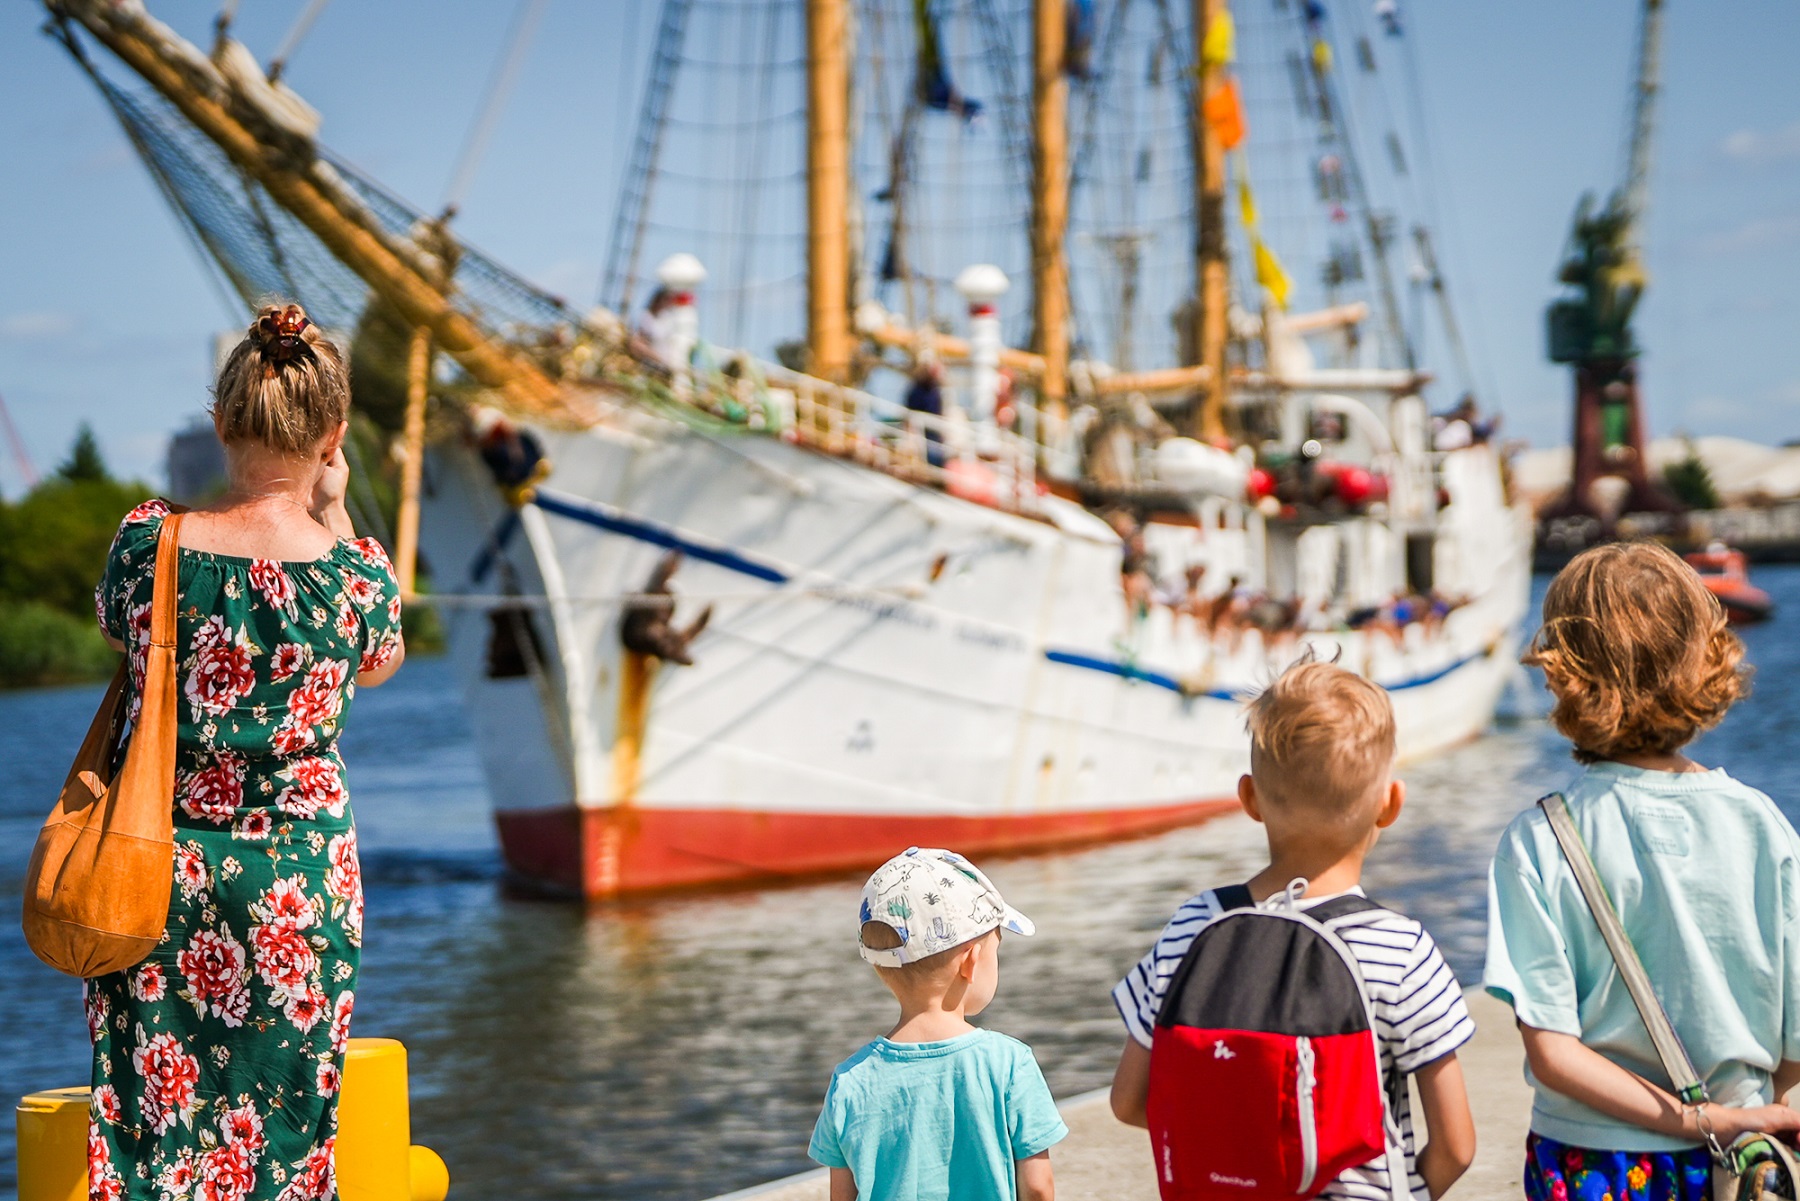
[310, 448, 355, 538]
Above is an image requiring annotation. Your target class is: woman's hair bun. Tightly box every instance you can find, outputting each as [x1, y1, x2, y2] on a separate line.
[213, 299, 349, 452]
[254, 304, 314, 373]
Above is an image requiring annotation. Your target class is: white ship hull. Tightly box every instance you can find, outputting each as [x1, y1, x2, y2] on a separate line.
[420, 415, 1532, 896]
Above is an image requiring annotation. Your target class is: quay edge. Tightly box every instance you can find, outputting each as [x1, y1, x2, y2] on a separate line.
[699, 990, 1532, 1201]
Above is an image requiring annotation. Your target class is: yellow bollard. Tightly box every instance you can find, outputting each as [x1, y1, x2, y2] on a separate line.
[409, 1144, 451, 1201]
[337, 1038, 451, 1201]
[15, 1087, 88, 1201]
[338, 1039, 412, 1201]
[16, 1040, 448, 1201]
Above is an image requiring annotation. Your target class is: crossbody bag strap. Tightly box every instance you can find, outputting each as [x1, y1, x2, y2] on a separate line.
[1538, 793, 1709, 1106]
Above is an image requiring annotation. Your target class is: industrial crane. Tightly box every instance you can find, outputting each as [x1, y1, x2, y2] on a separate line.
[1542, 0, 1679, 528]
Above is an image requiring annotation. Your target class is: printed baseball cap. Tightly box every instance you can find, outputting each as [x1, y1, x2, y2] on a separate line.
[857, 847, 1036, 967]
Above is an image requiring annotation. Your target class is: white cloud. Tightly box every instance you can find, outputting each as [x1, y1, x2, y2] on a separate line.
[1721, 120, 1800, 164]
[0, 312, 78, 341]
[1700, 213, 1800, 254]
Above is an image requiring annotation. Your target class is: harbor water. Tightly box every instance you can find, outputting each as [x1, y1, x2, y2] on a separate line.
[7, 571, 1800, 1200]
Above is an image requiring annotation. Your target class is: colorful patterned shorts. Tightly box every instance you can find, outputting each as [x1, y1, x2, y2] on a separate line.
[1525, 1132, 1712, 1201]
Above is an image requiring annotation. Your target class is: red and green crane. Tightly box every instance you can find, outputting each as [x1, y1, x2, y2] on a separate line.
[1542, 0, 1679, 528]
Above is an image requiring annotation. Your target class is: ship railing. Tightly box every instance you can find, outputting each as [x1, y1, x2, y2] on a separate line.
[736, 363, 1041, 517]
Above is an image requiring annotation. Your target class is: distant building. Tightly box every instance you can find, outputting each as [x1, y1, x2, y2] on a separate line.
[165, 332, 240, 502]
[167, 417, 225, 503]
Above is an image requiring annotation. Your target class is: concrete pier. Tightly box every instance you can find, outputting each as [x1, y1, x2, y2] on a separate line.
[709, 990, 1531, 1201]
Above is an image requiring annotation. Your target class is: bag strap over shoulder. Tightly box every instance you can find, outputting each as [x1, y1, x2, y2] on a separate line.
[151, 513, 183, 649]
[1309, 894, 1382, 924]
[1538, 793, 1709, 1105]
[1215, 884, 1254, 912]
[1214, 884, 1382, 923]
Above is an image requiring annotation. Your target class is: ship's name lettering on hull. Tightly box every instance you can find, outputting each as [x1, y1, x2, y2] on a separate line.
[817, 590, 1026, 654]
[955, 624, 1027, 654]
[821, 590, 938, 631]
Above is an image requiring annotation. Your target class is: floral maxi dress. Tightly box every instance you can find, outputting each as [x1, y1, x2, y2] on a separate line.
[87, 500, 403, 1201]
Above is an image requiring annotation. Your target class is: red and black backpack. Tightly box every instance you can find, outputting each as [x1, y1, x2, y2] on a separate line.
[1145, 884, 1407, 1201]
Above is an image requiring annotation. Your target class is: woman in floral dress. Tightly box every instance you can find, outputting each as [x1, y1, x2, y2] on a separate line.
[86, 304, 404, 1201]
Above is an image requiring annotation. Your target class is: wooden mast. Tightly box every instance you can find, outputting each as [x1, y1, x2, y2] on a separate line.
[393, 326, 431, 599]
[806, 0, 853, 382]
[1190, 0, 1230, 441]
[1030, 0, 1070, 423]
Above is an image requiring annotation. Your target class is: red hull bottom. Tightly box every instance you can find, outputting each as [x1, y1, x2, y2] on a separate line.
[494, 799, 1240, 898]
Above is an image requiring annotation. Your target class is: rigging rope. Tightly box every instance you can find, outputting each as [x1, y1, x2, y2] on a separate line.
[442, 0, 548, 214]
[1391, 4, 1499, 405]
[726, 2, 786, 347]
[267, 0, 332, 83]
[1292, 4, 1413, 370]
[600, 0, 698, 313]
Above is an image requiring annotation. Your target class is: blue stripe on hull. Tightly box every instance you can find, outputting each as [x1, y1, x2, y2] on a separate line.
[532, 489, 792, 584]
[1041, 646, 1491, 699]
[1041, 650, 1237, 700]
[492, 485, 1492, 701]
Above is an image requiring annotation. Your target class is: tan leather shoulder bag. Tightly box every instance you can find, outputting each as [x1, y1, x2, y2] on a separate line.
[22, 512, 183, 978]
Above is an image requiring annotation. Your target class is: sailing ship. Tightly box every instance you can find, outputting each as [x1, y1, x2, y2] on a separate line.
[45, 0, 1531, 897]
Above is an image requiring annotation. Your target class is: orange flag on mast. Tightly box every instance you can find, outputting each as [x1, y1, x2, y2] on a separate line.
[1203, 78, 1246, 151]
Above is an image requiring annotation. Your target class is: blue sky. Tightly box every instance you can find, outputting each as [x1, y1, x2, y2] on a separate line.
[1, 0, 1797, 494]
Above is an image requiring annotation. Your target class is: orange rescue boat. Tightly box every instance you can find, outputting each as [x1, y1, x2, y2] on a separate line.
[1685, 544, 1774, 625]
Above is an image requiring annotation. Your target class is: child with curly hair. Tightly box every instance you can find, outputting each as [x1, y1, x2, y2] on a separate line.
[1486, 542, 1800, 1201]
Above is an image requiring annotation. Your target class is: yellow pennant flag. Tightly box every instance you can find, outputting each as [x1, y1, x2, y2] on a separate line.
[1202, 8, 1236, 66]
[1311, 38, 1333, 75]
[1237, 175, 1259, 230]
[1253, 237, 1292, 311]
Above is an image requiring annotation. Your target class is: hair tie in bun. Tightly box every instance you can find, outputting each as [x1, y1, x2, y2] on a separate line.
[255, 305, 312, 377]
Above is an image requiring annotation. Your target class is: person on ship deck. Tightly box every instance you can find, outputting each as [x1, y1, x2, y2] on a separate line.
[904, 360, 950, 469]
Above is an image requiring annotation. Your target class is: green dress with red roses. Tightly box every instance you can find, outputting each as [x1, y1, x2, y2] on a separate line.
[86, 499, 403, 1201]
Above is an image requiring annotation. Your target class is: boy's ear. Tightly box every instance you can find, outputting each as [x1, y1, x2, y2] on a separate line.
[956, 938, 986, 981]
[1374, 778, 1405, 830]
[1237, 774, 1264, 824]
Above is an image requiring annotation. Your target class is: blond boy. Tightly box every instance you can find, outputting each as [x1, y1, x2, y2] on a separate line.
[1109, 661, 1478, 1199]
[810, 847, 1066, 1201]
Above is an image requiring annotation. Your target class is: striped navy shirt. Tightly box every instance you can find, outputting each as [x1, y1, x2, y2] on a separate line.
[1113, 887, 1475, 1201]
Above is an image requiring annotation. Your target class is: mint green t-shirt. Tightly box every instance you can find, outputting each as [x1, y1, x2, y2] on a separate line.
[1485, 761, 1800, 1151]
[808, 1029, 1068, 1201]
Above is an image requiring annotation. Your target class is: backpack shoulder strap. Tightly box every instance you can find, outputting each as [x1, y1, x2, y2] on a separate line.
[1214, 884, 1254, 912]
[1150, 884, 1256, 1028]
[1308, 894, 1383, 924]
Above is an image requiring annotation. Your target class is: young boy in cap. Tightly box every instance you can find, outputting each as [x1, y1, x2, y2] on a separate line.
[809, 847, 1066, 1201]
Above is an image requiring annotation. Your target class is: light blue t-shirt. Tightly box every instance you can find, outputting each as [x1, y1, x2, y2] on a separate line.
[1485, 761, 1800, 1151]
[808, 1029, 1068, 1201]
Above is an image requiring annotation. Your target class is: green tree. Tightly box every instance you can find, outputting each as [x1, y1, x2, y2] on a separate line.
[0, 427, 151, 623]
[0, 601, 117, 687]
[57, 423, 109, 482]
[1663, 443, 1720, 511]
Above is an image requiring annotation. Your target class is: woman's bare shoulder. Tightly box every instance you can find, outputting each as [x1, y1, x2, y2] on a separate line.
[177, 504, 340, 563]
